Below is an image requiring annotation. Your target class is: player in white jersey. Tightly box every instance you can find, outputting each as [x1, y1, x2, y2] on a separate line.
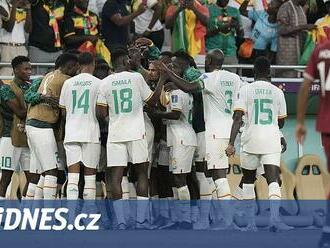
[160, 49, 242, 228]
[96, 48, 164, 229]
[59, 52, 101, 201]
[225, 56, 292, 231]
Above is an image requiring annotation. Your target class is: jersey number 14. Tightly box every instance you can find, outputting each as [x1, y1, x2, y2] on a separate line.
[72, 89, 90, 114]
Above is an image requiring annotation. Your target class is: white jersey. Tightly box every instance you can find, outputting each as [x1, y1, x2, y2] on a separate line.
[198, 70, 242, 139]
[97, 71, 153, 143]
[59, 73, 101, 143]
[234, 80, 287, 154]
[167, 90, 197, 147]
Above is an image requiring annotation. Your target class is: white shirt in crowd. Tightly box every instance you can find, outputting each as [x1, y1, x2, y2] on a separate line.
[167, 89, 197, 147]
[198, 70, 242, 139]
[59, 73, 101, 144]
[0, 1, 27, 44]
[97, 71, 153, 143]
[88, 0, 107, 16]
[133, 0, 163, 34]
[234, 80, 287, 154]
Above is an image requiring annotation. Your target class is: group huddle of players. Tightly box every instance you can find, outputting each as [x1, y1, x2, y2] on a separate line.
[0, 37, 292, 231]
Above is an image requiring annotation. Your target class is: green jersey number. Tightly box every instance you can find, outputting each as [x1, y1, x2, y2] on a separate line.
[254, 99, 273, 125]
[72, 89, 90, 114]
[112, 88, 133, 114]
[1, 156, 11, 169]
[225, 90, 233, 114]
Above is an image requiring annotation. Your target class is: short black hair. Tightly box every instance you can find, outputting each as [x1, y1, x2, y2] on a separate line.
[11, 56, 30, 69]
[173, 51, 197, 68]
[78, 52, 95, 65]
[55, 53, 78, 68]
[254, 56, 271, 76]
[111, 46, 128, 65]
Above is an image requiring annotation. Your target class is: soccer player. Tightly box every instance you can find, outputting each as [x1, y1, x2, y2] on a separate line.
[59, 52, 101, 201]
[0, 56, 31, 200]
[25, 53, 79, 200]
[160, 49, 242, 228]
[150, 58, 197, 228]
[225, 56, 290, 231]
[296, 40, 330, 247]
[96, 47, 164, 229]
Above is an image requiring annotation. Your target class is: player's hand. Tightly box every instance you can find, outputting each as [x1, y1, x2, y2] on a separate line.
[295, 123, 306, 144]
[225, 144, 236, 157]
[302, 24, 316, 31]
[136, 3, 147, 15]
[41, 94, 59, 107]
[164, 81, 176, 92]
[281, 137, 287, 153]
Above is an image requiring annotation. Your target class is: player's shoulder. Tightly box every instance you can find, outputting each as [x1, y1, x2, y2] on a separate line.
[220, 69, 241, 80]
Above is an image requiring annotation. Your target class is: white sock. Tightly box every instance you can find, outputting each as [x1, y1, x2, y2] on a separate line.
[151, 195, 160, 223]
[168, 196, 177, 222]
[214, 178, 231, 200]
[214, 178, 232, 225]
[136, 196, 149, 223]
[83, 175, 96, 200]
[26, 183, 36, 200]
[34, 176, 44, 200]
[159, 198, 170, 219]
[43, 175, 58, 200]
[207, 177, 217, 199]
[113, 199, 126, 225]
[67, 173, 79, 200]
[177, 186, 191, 223]
[121, 176, 129, 200]
[243, 183, 256, 225]
[269, 182, 281, 222]
[196, 172, 212, 200]
[172, 187, 178, 200]
[129, 182, 137, 199]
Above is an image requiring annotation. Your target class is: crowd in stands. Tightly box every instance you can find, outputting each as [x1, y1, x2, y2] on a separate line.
[0, 0, 329, 77]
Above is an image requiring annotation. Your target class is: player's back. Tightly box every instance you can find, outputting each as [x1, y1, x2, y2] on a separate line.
[60, 73, 101, 143]
[202, 70, 242, 138]
[167, 89, 196, 146]
[100, 71, 152, 142]
[239, 80, 287, 154]
[304, 41, 330, 133]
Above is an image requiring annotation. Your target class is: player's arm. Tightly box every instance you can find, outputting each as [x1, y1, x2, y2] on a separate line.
[145, 72, 166, 106]
[225, 110, 244, 157]
[161, 63, 201, 93]
[149, 108, 181, 120]
[1, 85, 26, 119]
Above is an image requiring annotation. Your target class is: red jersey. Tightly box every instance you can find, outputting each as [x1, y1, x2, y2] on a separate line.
[304, 41, 330, 133]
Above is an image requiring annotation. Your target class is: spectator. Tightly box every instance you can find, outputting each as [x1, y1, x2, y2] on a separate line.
[101, 0, 146, 52]
[206, 0, 243, 67]
[0, 0, 32, 76]
[239, 0, 281, 63]
[88, 0, 106, 16]
[28, 0, 68, 75]
[63, 0, 99, 51]
[276, 0, 315, 77]
[0, 1, 9, 33]
[165, 0, 209, 58]
[133, 0, 164, 50]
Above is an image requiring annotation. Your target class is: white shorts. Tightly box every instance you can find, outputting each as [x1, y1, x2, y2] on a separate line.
[240, 151, 281, 170]
[64, 142, 101, 169]
[26, 125, 59, 174]
[107, 138, 149, 167]
[194, 131, 206, 163]
[0, 137, 30, 171]
[169, 143, 195, 174]
[158, 139, 170, 166]
[206, 137, 229, 170]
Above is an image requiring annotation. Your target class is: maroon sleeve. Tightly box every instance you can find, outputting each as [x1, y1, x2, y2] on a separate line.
[304, 46, 319, 81]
